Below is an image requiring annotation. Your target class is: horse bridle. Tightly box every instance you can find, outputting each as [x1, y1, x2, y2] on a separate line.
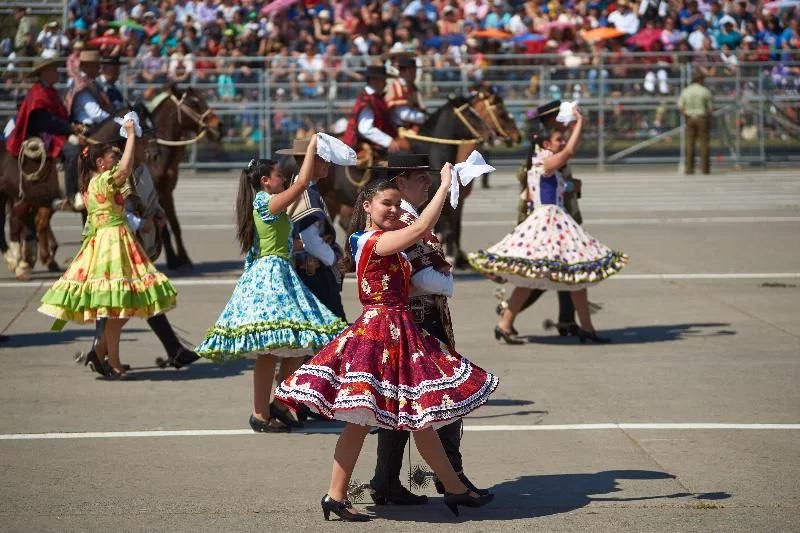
[453, 102, 490, 142]
[171, 93, 214, 130]
[475, 92, 513, 141]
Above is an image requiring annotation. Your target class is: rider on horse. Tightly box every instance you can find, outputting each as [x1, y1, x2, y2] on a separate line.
[342, 65, 403, 164]
[4, 57, 85, 278]
[96, 55, 126, 113]
[385, 54, 427, 131]
[61, 49, 113, 211]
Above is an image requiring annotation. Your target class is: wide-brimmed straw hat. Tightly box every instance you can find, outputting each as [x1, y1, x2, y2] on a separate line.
[79, 50, 102, 63]
[275, 138, 311, 156]
[27, 57, 64, 78]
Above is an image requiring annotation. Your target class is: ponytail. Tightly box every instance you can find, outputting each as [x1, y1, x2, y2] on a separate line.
[236, 158, 277, 254]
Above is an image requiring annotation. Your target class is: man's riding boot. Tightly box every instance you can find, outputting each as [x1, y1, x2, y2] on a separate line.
[147, 313, 199, 368]
[370, 429, 428, 505]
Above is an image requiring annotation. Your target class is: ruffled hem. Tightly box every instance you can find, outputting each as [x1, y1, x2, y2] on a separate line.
[196, 319, 347, 363]
[38, 299, 176, 323]
[38, 274, 177, 324]
[275, 373, 499, 431]
[468, 250, 629, 289]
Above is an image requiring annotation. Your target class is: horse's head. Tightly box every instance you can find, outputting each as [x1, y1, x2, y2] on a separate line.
[471, 88, 521, 147]
[165, 85, 223, 141]
[442, 94, 495, 144]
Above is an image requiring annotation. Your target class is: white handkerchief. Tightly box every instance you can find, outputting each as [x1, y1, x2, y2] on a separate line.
[114, 111, 142, 139]
[556, 101, 577, 125]
[450, 150, 495, 209]
[114, 111, 143, 138]
[316, 132, 357, 166]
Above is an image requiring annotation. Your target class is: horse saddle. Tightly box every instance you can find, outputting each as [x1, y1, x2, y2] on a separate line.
[129, 165, 163, 261]
[355, 142, 374, 170]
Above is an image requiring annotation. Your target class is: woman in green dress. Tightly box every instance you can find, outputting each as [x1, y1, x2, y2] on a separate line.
[39, 119, 177, 379]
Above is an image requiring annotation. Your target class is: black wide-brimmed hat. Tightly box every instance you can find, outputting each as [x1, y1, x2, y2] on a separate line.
[394, 54, 417, 70]
[364, 65, 394, 79]
[370, 153, 431, 177]
[536, 100, 561, 119]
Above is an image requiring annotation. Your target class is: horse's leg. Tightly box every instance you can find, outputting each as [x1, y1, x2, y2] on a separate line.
[7, 209, 34, 281]
[35, 206, 60, 272]
[0, 193, 8, 255]
[158, 188, 187, 271]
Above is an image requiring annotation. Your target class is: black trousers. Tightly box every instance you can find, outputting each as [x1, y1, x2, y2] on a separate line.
[61, 142, 80, 198]
[296, 266, 347, 322]
[371, 305, 463, 492]
[521, 289, 576, 325]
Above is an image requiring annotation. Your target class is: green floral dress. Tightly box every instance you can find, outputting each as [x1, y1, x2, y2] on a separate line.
[38, 167, 177, 324]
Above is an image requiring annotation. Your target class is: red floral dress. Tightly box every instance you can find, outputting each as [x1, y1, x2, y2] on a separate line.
[275, 230, 499, 431]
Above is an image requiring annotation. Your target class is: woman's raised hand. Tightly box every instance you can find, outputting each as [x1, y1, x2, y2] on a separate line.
[439, 162, 454, 191]
[122, 118, 136, 135]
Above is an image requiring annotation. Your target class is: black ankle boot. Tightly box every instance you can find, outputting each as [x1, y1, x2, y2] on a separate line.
[370, 482, 428, 505]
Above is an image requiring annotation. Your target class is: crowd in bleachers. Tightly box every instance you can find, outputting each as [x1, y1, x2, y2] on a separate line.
[3, 1, 798, 101]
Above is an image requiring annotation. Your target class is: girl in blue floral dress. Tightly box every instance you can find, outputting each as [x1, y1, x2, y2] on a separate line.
[196, 135, 347, 432]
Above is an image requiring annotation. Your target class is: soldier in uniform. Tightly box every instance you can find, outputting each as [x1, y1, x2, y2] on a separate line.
[277, 138, 347, 322]
[385, 54, 427, 130]
[368, 154, 488, 506]
[61, 50, 113, 211]
[342, 65, 403, 158]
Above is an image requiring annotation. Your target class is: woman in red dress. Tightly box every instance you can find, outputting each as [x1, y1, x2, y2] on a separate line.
[276, 164, 498, 522]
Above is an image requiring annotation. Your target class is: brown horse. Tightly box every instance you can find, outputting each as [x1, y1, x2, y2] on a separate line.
[141, 86, 221, 272]
[0, 140, 62, 280]
[318, 95, 495, 233]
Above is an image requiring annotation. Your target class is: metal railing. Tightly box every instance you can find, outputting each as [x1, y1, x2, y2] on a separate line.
[0, 53, 798, 169]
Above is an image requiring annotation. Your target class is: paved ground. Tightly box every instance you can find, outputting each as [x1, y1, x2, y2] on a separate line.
[1, 166, 799, 532]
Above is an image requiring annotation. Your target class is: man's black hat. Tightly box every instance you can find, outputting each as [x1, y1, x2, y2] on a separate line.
[364, 65, 394, 79]
[536, 100, 561, 119]
[371, 153, 431, 178]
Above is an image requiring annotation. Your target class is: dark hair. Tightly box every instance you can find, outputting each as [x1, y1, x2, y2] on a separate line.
[527, 123, 558, 170]
[78, 142, 116, 192]
[342, 179, 399, 271]
[236, 158, 278, 255]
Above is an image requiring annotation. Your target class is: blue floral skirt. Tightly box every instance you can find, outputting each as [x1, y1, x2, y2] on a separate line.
[196, 256, 348, 362]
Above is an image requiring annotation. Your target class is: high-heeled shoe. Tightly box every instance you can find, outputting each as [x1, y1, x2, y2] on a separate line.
[248, 414, 290, 433]
[84, 350, 107, 376]
[269, 401, 304, 429]
[320, 494, 370, 522]
[434, 472, 490, 497]
[443, 490, 494, 516]
[578, 329, 612, 344]
[494, 326, 524, 345]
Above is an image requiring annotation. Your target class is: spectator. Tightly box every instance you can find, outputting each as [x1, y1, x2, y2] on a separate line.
[196, 0, 220, 27]
[639, 0, 668, 24]
[13, 6, 34, 51]
[297, 41, 326, 96]
[38, 21, 70, 59]
[403, 0, 438, 22]
[717, 20, 742, 50]
[680, 1, 705, 33]
[689, 23, 711, 51]
[438, 6, 463, 36]
[661, 17, 683, 51]
[139, 43, 169, 85]
[608, 0, 640, 36]
[169, 41, 195, 82]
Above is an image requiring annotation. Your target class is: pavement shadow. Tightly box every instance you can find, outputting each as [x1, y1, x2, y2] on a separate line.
[369, 470, 730, 523]
[466, 398, 548, 420]
[0, 328, 149, 349]
[522, 322, 736, 345]
[159, 260, 243, 277]
[125, 358, 252, 381]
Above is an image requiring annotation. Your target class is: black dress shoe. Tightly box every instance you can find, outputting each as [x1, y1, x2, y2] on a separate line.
[370, 483, 428, 505]
[0, 335, 8, 343]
